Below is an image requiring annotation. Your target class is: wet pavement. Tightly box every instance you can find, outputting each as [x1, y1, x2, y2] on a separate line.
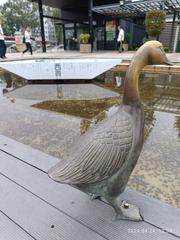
[0, 82, 119, 158]
[0, 72, 180, 208]
[0, 96, 81, 158]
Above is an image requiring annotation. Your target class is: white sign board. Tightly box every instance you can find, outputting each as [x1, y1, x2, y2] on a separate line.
[0, 59, 121, 80]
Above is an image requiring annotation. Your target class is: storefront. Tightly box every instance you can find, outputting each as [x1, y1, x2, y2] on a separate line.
[32, 0, 180, 52]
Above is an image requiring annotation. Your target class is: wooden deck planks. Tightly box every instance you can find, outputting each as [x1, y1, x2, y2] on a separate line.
[0, 171, 106, 240]
[0, 135, 180, 237]
[0, 211, 34, 240]
[0, 151, 172, 240]
[0, 135, 58, 172]
[0, 137, 179, 239]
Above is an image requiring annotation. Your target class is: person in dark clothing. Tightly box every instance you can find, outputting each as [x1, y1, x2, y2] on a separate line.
[0, 23, 6, 59]
[23, 27, 33, 55]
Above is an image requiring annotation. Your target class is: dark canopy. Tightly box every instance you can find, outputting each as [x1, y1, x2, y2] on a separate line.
[31, 0, 87, 10]
[31, 0, 180, 18]
[93, 0, 180, 18]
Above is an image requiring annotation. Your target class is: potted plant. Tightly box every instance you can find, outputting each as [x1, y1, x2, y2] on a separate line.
[123, 32, 131, 51]
[79, 33, 91, 53]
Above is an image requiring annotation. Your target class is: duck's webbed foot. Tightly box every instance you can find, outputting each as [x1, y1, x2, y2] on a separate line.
[108, 197, 143, 222]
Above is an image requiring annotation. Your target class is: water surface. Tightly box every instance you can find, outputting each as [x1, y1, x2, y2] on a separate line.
[34, 72, 180, 207]
[1, 68, 180, 208]
[97, 72, 180, 207]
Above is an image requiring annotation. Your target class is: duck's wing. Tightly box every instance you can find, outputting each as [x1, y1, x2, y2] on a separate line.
[48, 110, 133, 184]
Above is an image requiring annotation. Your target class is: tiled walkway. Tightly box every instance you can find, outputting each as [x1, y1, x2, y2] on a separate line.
[3, 50, 180, 62]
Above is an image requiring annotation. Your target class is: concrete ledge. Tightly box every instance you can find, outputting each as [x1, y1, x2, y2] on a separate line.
[113, 63, 180, 74]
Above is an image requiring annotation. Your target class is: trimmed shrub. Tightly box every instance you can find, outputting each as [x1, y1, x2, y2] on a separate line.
[145, 10, 166, 37]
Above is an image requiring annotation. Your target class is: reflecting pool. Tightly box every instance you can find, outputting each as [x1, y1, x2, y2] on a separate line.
[0, 70, 26, 91]
[34, 72, 180, 207]
[1, 68, 180, 208]
[97, 72, 180, 207]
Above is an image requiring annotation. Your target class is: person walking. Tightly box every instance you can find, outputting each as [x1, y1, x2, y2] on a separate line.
[22, 27, 33, 55]
[0, 23, 6, 59]
[117, 25, 124, 53]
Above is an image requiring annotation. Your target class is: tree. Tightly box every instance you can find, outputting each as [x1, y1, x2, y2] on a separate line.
[145, 10, 166, 37]
[0, 0, 39, 36]
[0, 12, 8, 32]
[0, 13, 6, 25]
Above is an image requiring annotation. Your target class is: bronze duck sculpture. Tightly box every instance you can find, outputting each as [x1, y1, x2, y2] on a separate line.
[48, 41, 172, 221]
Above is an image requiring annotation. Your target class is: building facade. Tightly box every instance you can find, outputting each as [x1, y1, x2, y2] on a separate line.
[34, 18, 57, 46]
[31, 0, 180, 52]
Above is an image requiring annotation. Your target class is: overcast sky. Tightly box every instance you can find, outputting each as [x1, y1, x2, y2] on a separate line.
[0, 0, 8, 6]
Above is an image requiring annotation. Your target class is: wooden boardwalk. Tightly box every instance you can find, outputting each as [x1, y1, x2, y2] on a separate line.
[0, 134, 179, 240]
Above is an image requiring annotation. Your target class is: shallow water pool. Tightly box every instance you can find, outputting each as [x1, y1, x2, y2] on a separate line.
[34, 72, 180, 207]
[1, 69, 180, 208]
[96, 72, 180, 207]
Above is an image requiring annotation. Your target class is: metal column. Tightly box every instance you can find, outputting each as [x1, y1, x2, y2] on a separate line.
[88, 0, 93, 51]
[169, 11, 177, 52]
[173, 15, 180, 52]
[38, 0, 46, 52]
[62, 24, 66, 50]
[74, 23, 77, 38]
[104, 19, 107, 50]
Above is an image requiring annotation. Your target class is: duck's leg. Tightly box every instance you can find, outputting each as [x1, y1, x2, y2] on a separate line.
[106, 196, 143, 222]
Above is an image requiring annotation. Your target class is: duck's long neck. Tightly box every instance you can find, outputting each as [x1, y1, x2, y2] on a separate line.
[123, 55, 148, 105]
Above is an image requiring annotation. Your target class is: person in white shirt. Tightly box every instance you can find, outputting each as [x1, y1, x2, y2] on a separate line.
[117, 25, 124, 53]
[22, 27, 33, 55]
[0, 23, 6, 59]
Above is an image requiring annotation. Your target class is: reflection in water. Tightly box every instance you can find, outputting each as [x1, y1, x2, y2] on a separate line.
[94, 71, 180, 208]
[115, 72, 124, 87]
[129, 111, 180, 207]
[79, 72, 180, 208]
[80, 105, 119, 134]
[56, 85, 63, 99]
[100, 71, 180, 138]
[79, 101, 156, 142]
[0, 69, 26, 93]
[144, 108, 156, 141]
[33, 98, 120, 120]
[97, 71, 180, 114]
[0, 81, 4, 99]
[174, 116, 180, 140]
